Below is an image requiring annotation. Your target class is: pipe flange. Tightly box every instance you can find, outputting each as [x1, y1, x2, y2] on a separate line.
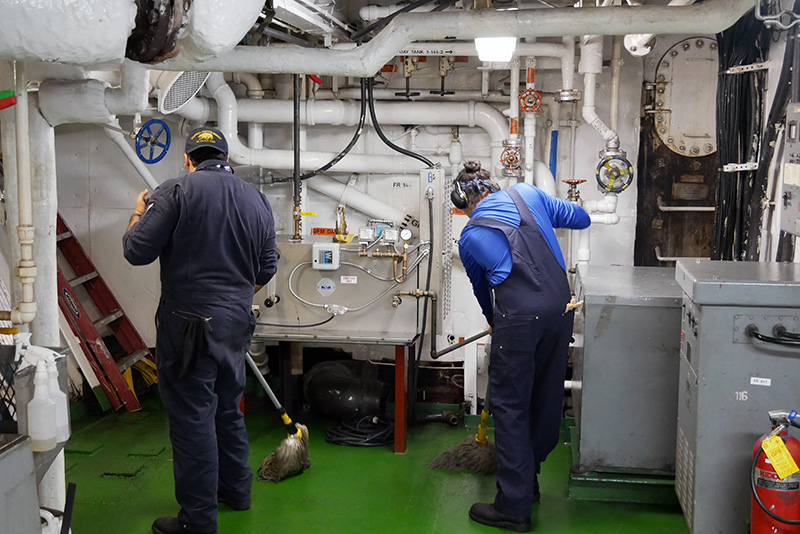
[554, 89, 582, 103]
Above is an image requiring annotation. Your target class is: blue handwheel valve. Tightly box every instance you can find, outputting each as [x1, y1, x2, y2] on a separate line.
[136, 119, 171, 164]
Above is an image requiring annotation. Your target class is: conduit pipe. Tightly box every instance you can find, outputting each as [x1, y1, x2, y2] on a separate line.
[1, 62, 37, 326]
[158, 0, 752, 76]
[38, 61, 150, 127]
[305, 176, 409, 223]
[103, 120, 160, 191]
[202, 74, 501, 174]
[562, 36, 576, 91]
[579, 35, 619, 150]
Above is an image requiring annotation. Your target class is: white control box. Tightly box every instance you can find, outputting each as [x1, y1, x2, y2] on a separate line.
[312, 242, 340, 270]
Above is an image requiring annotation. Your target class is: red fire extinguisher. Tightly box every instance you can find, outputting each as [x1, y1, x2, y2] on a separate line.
[751, 410, 800, 534]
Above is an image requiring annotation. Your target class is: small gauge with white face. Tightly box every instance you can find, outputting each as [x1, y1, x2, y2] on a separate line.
[400, 228, 413, 242]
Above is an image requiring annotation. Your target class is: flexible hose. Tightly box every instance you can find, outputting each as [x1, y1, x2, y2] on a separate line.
[367, 78, 435, 168]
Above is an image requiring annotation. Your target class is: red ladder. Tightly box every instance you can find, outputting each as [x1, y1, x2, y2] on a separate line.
[56, 214, 153, 412]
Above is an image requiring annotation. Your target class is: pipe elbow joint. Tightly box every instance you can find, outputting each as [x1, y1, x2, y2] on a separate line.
[11, 302, 37, 325]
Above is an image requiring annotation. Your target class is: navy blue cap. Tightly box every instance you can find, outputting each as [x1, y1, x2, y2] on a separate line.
[185, 126, 228, 155]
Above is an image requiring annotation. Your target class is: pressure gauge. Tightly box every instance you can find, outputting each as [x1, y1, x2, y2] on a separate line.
[400, 228, 413, 242]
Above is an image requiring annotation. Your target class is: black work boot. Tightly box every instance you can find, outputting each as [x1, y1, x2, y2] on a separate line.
[151, 516, 217, 534]
[469, 503, 532, 532]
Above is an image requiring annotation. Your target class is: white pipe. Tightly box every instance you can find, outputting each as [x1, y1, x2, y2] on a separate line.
[202, 74, 505, 174]
[523, 60, 536, 186]
[590, 212, 620, 225]
[103, 121, 160, 191]
[579, 35, 620, 149]
[583, 193, 618, 214]
[533, 161, 556, 195]
[317, 87, 510, 103]
[561, 36, 576, 91]
[609, 36, 622, 132]
[11, 62, 36, 325]
[158, 0, 752, 76]
[305, 176, 409, 223]
[624, 0, 697, 57]
[508, 59, 520, 140]
[576, 228, 591, 266]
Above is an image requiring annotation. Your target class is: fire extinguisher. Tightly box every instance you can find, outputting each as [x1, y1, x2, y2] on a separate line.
[751, 410, 800, 534]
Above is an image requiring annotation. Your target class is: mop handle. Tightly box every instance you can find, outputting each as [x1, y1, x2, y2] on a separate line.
[245, 351, 282, 411]
[431, 329, 491, 359]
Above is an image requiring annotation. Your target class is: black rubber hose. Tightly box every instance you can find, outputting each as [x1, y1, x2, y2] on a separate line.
[367, 78, 435, 168]
[292, 74, 301, 206]
[751, 443, 800, 525]
[747, 324, 800, 346]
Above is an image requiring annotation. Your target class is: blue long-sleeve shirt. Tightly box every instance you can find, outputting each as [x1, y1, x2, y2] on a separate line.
[123, 160, 278, 304]
[459, 182, 590, 325]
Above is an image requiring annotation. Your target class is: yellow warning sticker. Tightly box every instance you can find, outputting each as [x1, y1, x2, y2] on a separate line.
[762, 436, 800, 480]
[301, 211, 317, 216]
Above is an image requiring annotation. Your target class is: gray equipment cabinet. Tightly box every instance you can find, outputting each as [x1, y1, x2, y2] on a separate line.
[573, 265, 683, 473]
[674, 259, 800, 534]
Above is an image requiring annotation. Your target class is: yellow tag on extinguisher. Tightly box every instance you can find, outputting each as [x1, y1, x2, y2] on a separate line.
[761, 436, 800, 480]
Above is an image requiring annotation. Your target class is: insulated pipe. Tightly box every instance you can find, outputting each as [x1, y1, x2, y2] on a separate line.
[172, 0, 265, 62]
[508, 59, 520, 141]
[103, 120, 160, 191]
[624, 0, 697, 57]
[523, 61, 536, 186]
[157, 0, 752, 76]
[609, 36, 622, 133]
[396, 41, 565, 58]
[534, 161, 556, 195]
[38, 62, 149, 127]
[305, 176, 409, 226]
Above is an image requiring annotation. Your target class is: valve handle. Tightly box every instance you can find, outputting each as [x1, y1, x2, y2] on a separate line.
[135, 119, 171, 164]
[595, 155, 634, 193]
[518, 89, 542, 112]
[500, 146, 521, 169]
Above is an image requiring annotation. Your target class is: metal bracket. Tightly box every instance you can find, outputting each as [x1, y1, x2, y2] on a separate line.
[722, 162, 759, 173]
[725, 60, 772, 75]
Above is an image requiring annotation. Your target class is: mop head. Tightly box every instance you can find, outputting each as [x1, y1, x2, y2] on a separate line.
[258, 423, 311, 482]
[428, 434, 498, 474]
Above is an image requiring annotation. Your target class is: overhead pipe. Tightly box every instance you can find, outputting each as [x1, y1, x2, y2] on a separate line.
[624, 0, 697, 57]
[305, 175, 409, 223]
[203, 73, 503, 174]
[157, 0, 752, 76]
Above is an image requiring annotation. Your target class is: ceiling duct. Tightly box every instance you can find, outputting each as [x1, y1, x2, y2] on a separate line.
[151, 71, 211, 114]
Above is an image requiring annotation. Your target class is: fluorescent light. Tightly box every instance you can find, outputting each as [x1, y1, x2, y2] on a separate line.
[474, 37, 517, 62]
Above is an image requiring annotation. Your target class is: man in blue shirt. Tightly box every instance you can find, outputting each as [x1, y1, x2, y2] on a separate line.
[123, 127, 278, 534]
[455, 161, 590, 532]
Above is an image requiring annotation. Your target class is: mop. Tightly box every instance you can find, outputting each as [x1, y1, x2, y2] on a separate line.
[429, 381, 497, 474]
[245, 352, 311, 482]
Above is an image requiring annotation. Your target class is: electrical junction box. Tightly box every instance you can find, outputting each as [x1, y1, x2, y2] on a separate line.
[312, 242, 340, 270]
[781, 102, 800, 236]
[674, 259, 800, 534]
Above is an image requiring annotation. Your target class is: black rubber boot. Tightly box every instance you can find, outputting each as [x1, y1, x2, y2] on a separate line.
[151, 516, 217, 534]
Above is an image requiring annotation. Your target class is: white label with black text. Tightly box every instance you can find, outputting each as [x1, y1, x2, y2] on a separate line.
[750, 377, 772, 387]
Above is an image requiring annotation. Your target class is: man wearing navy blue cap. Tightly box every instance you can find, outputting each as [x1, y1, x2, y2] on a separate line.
[123, 125, 278, 534]
[454, 161, 590, 532]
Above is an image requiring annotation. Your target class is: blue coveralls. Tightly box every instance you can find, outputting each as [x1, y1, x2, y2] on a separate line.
[465, 186, 584, 518]
[123, 160, 278, 533]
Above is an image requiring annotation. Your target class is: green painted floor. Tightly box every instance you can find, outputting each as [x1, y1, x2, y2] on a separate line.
[64, 393, 690, 534]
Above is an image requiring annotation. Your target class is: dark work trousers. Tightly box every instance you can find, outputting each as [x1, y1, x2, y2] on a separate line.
[156, 296, 256, 533]
[468, 187, 574, 518]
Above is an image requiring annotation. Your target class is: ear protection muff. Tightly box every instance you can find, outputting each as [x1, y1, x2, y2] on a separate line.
[451, 180, 468, 209]
[450, 178, 500, 209]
